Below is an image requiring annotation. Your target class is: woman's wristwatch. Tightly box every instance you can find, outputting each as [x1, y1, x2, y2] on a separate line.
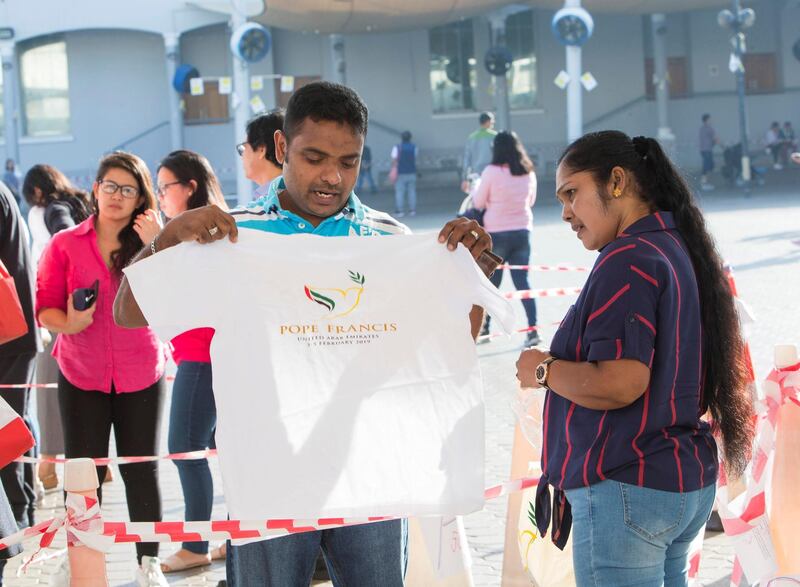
[476, 250, 504, 278]
[535, 356, 558, 389]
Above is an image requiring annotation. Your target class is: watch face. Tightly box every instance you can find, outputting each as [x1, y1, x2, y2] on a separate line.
[557, 16, 588, 46]
[536, 365, 546, 383]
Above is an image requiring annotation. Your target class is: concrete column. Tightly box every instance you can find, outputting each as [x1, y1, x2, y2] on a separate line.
[565, 0, 582, 143]
[163, 33, 183, 153]
[473, 18, 493, 112]
[1, 41, 20, 164]
[651, 14, 675, 145]
[489, 15, 512, 132]
[231, 12, 254, 205]
[329, 34, 346, 86]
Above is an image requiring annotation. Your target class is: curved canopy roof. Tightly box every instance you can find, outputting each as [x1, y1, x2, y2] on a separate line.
[245, 0, 732, 34]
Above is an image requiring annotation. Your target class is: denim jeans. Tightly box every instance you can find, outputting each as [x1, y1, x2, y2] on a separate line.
[394, 173, 417, 214]
[486, 229, 537, 328]
[168, 361, 217, 554]
[227, 519, 407, 587]
[356, 168, 377, 193]
[565, 480, 715, 587]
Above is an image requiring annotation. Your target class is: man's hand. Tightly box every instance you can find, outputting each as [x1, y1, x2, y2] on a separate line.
[792, 152, 800, 165]
[437, 218, 492, 261]
[516, 348, 550, 389]
[158, 205, 239, 250]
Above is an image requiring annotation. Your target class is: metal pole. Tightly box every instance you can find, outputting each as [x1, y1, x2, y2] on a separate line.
[489, 16, 512, 132]
[163, 33, 183, 152]
[1, 41, 20, 164]
[732, 0, 751, 183]
[231, 8, 254, 205]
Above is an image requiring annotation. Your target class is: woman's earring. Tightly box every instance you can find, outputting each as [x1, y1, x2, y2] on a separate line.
[612, 187, 622, 198]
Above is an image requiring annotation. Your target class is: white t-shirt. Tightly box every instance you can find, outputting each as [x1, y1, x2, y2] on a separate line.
[124, 230, 514, 520]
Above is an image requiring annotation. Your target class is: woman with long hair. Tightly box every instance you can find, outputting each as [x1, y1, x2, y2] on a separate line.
[22, 164, 92, 490]
[36, 152, 168, 586]
[471, 130, 538, 346]
[516, 131, 754, 586]
[134, 150, 228, 573]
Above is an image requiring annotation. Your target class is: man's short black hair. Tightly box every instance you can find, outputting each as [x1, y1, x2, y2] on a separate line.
[702, 113, 711, 123]
[479, 112, 494, 125]
[284, 81, 368, 141]
[246, 109, 285, 166]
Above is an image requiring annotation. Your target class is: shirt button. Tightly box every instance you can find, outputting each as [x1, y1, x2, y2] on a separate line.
[298, 223, 306, 229]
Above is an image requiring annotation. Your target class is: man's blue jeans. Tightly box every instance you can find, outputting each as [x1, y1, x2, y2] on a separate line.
[168, 361, 217, 554]
[394, 174, 417, 214]
[227, 519, 407, 587]
[565, 480, 715, 587]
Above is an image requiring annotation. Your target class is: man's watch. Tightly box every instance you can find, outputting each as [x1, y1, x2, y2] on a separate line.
[535, 356, 558, 389]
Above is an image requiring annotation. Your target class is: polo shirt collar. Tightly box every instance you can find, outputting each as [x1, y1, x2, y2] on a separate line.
[259, 176, 364, 224]
[618, 211, 675, 238]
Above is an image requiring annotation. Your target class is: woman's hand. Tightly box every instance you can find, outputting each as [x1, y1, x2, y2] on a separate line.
[64, 294, 97, 335]
[516, 348, 551, 389]
[133, 209, 163, 245]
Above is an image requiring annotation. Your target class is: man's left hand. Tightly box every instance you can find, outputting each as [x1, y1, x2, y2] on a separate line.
[516, 348, 551, 389]
[438, 218, 492, 261]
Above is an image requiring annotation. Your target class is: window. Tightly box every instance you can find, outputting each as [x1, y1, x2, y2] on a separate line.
[429, 20, 477, 114]
[505, 10, 538, 110]
[183, 79, 230, 125]
[20, 39, 71, 137]
[644, 57, 689, 98]
[743, 53, 779, 93]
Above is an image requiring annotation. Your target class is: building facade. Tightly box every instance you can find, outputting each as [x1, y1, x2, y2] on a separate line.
[0, 0, 797, 195]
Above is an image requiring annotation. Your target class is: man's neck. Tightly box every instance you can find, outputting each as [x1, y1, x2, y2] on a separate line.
[253, 163, 283, 188]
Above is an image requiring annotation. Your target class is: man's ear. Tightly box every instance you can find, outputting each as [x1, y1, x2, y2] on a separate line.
[275, 130, 288, 165]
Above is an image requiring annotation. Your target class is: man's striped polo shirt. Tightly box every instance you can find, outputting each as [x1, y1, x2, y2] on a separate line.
[231, 177, 409, 237]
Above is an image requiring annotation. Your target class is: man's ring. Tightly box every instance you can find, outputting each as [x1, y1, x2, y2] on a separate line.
[208, 226, 219, 236]
[469, 230, 480, 239]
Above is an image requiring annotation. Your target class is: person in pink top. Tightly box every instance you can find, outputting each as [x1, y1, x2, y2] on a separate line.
[134, 150, 228, 573]
[36, 151, 169, 586]
[471, 131, 539, 346]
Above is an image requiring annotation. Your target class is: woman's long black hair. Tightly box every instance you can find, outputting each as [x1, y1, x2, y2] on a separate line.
[93, 151, 158, 273]
[158, 150, 228, 213]
[491, 131, 535, 176]
[559, 130, 754, 477]
[22, 164, 92, 217]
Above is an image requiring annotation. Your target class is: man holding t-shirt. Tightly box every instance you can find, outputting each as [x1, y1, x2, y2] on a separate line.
[115, 81, 498, 586]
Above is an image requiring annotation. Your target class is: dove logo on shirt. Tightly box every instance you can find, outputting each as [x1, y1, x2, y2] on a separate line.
[304, 270, 366, 320]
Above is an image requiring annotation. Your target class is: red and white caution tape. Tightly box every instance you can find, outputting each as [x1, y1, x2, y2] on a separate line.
[0, 476, 540, 553]
[499, 264, 589, 272]
[504, 287, 582, 300]
[14, 449, 217, 466]
[716, 362, 800, 586]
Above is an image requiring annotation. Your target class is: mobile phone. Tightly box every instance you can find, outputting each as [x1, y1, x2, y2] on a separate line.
[72, 279, 99, 311]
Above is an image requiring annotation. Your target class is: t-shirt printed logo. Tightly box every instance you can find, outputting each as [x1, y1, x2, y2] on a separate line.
[304, 270, 365, 320]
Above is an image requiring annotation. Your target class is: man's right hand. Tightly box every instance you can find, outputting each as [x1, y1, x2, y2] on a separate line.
[157, 205, 239, 250]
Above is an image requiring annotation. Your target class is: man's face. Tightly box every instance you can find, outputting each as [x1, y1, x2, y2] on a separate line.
[275, 119, 363, 226]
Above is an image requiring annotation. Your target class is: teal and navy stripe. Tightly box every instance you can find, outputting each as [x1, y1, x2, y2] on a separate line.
[230, 177, 410, 237]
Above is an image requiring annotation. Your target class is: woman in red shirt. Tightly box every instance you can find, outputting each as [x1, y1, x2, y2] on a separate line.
[136, 150, 228, 573]
[36, 152, 168, 586]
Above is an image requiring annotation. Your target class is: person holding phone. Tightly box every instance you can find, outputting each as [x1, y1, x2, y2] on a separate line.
[36, 152, 169, 586]
[133, 149, 229, 573]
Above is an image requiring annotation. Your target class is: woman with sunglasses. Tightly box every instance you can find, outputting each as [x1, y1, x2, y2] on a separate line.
[134, 150, 229, 573]
[36, 152, 168, 586]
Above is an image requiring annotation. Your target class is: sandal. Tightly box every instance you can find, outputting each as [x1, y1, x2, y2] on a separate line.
[160, 551, 212, 573]
[210, 544, 226, 561]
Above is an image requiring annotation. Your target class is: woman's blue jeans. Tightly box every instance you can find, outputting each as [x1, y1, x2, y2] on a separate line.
[168, 361, 217, 554]
[565, 480, 715, 587]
